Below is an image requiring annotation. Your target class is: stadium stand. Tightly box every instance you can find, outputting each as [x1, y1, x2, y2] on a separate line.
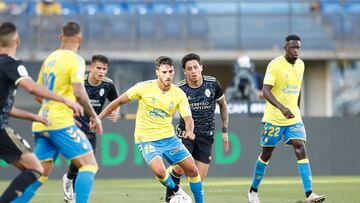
[0, 0, 359, 51]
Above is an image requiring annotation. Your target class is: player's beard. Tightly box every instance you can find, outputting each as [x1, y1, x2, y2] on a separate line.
[190, 74, 200, 83]
[163, 78, 171, 87]
[158, 77, 172, 90]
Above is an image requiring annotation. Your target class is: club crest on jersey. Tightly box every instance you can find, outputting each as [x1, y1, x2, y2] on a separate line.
[168, 101, 174, 109]
[297, 73, 302, 80]
[205, 89, 211, 97]
[99, 88, 105, 96]
[151, 98, 156, 104]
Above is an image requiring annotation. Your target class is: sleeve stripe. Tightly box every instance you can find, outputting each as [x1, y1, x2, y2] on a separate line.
[15, 76, 30, 86]
[103, 76, 113, 84]
[215, 94, 224, 101]
[204, 75, 216, 82]
[177, 79, 187, 87]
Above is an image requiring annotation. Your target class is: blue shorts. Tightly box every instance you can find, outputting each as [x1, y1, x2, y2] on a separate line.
[137, 136, 191, 165]
[33, 125, 93, 161]
[261, 122, 306, 147]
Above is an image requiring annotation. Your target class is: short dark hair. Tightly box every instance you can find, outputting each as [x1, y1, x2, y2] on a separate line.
[62, 21, 81, 37]
[181, 53, 201, 69]
[286, 34, 301, 42]
[92, 54, 109, 65]
[0, 22, 17, 47]
[155, 56, 173, 69]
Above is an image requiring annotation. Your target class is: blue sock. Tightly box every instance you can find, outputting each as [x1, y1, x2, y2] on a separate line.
[157, 172, 176, 189]
[188, 175, 204, 203]
[250, 157, 268, 190]
[75, 165, 98, 203]
[11, 176, 48, 203]
[297, 159, 313, 193]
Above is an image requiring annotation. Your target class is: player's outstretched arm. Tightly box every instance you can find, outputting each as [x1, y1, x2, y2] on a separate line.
[217, 96, 229, 152]
[10, 106, 49, 126]
[263, 84, 294, 119]
[73, 83, 103, 134]
[99, 93, 131, 121]
[182, 116, 195, 140]
[18, 78, 84, 117]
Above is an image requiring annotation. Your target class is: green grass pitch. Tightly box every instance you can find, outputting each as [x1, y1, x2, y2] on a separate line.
[1, 176, 359, 202]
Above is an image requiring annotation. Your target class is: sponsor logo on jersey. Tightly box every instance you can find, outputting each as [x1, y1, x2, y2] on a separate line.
[149, 108, 169, 118]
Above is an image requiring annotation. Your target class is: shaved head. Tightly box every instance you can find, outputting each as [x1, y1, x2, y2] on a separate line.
[0, 22, 18, 47]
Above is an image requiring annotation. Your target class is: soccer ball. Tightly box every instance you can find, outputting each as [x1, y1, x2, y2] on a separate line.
[169, 194, 192, 203]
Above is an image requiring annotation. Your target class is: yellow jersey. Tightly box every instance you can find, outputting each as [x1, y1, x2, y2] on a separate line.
[262, 56, 304, 126]
[32, 49, 85, 132]
[127, 80, 191, 143]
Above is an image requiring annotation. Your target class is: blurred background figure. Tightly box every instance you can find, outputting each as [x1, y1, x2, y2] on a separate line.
[36, 0, 61, 16]
[225, 56, 263, 102]
[0, 1, 8, 15]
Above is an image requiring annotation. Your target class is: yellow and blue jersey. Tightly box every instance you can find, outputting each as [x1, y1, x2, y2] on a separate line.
[262, 56, 304, 126]
[32, 49, 85, 132]
[126, 80, 191, 143]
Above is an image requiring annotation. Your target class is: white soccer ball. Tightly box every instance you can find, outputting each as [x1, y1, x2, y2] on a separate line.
[169, 194, 192, 203]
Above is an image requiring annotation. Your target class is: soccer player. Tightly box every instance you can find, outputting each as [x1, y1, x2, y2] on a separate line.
[62, 54, 119, 202]
[247, 35, 325, 203]
[0, 21, 83, 203]
[13, 22, 103, 203]
[99, 56, 204, 203]
[165, 53, 229, 202]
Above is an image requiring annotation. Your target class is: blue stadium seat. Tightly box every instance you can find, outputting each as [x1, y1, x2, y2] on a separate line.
[321, 1, 343, 13]
[197, 2, 237, 14]
[103, 3, 123, 15]
[61, 2, 79, 15]
[79, 3, 102, 15]
[347, 3, 360, 13]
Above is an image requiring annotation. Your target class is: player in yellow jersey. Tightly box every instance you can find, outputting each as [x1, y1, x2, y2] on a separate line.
[0, 21, 83, 203]
[247, 35, 325, 203]
[14, 22, 102, 203]
[99, 56, 204, 203]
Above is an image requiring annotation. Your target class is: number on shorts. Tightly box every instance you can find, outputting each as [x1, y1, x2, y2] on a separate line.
[144, 144, 155, 154]
[264, 125, 280, 137]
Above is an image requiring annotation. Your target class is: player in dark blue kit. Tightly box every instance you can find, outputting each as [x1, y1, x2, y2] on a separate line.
[165, 53, 229, 202]
[62, 55, 119, 202]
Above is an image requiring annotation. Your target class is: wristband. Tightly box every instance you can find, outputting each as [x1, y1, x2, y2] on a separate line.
[222, 127, 228, 133]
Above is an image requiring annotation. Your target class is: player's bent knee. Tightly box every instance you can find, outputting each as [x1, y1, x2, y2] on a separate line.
[154, 168, 167, 179]
[173, 165, 184, 175]
[185, 165, 199, 177]
[18, 153, 43, 173]
[31, 165, 44, 175]
[72, 153, 98, 168]
[41, 160, 53, 176]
